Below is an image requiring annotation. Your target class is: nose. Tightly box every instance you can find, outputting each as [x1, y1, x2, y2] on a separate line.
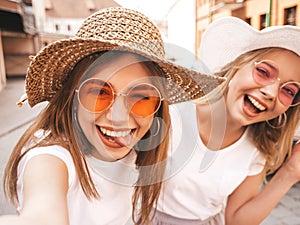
[259, 82, 279, 102]
[105, 95, 130, 124]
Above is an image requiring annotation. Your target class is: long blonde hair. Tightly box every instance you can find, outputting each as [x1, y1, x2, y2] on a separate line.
[3, 51, 170, 225]
[201, 47, 300, 176]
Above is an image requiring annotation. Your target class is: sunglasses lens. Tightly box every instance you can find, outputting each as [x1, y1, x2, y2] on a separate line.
[127, 84, 161, 117]
[253, 62, 278, 85]
[78, 80, 162, 116]
[78, 79, 113, 112]
[279, 82, 300, 106]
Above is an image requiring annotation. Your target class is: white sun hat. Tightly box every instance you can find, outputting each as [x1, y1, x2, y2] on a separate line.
[200, 16, 300, 73]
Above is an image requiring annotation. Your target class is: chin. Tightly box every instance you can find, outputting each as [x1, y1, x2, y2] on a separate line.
[110, 149, 132, 160]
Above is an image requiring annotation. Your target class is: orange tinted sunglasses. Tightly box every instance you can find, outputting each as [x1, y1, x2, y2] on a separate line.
[77, 78, 162, 117]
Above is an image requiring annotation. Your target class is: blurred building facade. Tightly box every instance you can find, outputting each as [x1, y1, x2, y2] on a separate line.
[0, 0, 120, 91]
[195, 0, 300, 57]
[1, 0, 299, 91]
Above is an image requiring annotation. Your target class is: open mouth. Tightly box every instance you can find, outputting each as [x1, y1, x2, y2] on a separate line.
[244, 95, 267, 114]
[96, 125, 135, 147]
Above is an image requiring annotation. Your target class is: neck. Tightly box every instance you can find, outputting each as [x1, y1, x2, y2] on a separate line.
[196, 99, 247, 150]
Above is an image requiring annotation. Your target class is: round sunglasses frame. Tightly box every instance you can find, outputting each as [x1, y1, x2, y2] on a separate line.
[253, 61, 300, 107]
[76, 78, 163, 117]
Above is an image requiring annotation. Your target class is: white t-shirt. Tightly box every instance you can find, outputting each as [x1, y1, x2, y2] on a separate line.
[157, 102, 266, 220]
[17, 139, 138, 225]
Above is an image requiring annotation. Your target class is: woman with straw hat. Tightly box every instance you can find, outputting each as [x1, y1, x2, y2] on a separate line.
[0, 7, 223, 225]
[153, 16, 300, 225]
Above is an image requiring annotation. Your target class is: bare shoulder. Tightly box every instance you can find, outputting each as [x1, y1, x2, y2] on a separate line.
[20, 154, 69, 224]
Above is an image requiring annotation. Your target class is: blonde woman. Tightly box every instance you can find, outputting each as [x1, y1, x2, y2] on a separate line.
[154, 17, 300, 225]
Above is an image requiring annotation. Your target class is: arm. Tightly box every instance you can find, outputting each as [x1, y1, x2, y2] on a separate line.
[0, 154, 70, 225]
[226, 142, 300, 225]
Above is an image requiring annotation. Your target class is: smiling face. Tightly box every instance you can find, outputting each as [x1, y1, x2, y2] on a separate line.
[77, 52, 159, 161]
[226, 49, 300, 126]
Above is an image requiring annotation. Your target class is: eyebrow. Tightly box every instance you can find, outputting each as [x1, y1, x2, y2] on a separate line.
[130, 84, 156, 91]
[261, 61, 300, 83]
[260, 61, 279, 72]
[110, 83, 155, 94]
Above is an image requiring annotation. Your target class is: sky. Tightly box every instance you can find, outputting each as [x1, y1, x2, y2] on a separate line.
[115, 0, 178, 20]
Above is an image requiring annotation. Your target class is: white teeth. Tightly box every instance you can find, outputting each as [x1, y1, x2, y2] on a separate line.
[100, 127, 131, 137]
[247, 96, 266, 111]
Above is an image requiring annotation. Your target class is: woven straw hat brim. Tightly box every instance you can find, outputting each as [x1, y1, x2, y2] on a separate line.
[26, 38, 225, 107]
[200, 16, 300, 73]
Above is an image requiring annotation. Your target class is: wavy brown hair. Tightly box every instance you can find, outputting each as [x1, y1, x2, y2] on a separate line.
[199, 47, 300, 176]
[3, 51, 170, 225]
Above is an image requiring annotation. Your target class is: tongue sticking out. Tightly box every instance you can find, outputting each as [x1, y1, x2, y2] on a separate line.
[97, 125, 136, 148]
[112, 135, 133, 147]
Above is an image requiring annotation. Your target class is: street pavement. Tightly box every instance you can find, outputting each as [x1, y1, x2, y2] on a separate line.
[0, 77, 47, 214]
[0, 77, 299, 224]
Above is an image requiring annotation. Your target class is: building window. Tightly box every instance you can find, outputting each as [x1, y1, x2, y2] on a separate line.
[67, 24, 71, 31]
[260, 14, 267, 30]
[284, 6, 296, 25]
[246, 17, 251, 25]
[55, 24, 60, 31]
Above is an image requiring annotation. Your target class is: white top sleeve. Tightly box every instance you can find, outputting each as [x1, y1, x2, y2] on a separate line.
[248, 149, 266, 176]
[16, 144, 136, 225]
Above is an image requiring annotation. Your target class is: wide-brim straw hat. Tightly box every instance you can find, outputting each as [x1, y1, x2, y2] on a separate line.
[24, 7, 225, 107]
[200, 16, 300, 73]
